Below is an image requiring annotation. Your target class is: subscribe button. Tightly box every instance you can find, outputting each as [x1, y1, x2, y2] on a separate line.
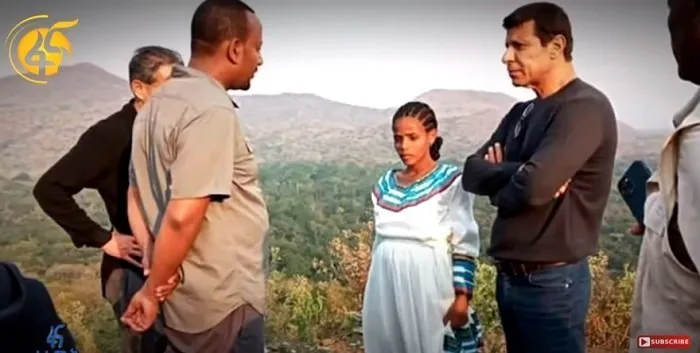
[638, 335, 691, 349]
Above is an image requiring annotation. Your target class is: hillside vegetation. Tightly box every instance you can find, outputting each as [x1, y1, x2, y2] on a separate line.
[0, 158, 649, 352]
[0, 63, 665, 176]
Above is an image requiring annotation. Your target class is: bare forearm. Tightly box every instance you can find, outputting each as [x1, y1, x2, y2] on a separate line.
[144, 217, 200, 293]
[143, 198, 209, 294]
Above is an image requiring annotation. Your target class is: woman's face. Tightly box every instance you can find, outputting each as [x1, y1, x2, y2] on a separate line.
[393, 116, 436, 167]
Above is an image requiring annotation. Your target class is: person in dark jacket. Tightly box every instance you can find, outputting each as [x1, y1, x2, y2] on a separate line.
[0, 261, 79, 353]
[32, 46, 183, 353]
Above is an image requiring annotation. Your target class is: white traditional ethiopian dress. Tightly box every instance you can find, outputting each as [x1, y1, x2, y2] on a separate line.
[362, 163, 483, 353]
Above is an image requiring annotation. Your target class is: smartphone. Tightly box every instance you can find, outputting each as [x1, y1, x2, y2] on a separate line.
[617, 160, 653, 225]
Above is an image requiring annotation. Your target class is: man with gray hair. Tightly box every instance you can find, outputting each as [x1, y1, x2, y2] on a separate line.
[628, 0, 700, 351]
[462, 3, 617, 352]
[33, 45, 184, 353]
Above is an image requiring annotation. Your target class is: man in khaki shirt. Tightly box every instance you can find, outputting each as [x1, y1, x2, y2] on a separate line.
[121, 1, 269, 352]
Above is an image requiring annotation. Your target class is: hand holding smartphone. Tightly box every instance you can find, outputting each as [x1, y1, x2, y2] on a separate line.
[617, 160, 653, 226]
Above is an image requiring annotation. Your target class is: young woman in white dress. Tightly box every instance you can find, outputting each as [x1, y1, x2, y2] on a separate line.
[362, 101, 484, 353]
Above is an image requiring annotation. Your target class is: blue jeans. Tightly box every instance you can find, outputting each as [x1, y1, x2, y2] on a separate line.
[496, 258, 591, 353]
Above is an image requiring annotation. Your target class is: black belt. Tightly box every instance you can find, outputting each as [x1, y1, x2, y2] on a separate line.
[494, 260, 572, 276]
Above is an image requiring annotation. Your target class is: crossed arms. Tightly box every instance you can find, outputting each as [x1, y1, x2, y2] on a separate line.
[462, 99, 606, 214]
[461, 105, 523, 197]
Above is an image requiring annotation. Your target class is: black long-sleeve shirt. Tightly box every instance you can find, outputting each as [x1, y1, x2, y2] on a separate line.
[462, 78, 618, 263]
[33, 100, 137, 287]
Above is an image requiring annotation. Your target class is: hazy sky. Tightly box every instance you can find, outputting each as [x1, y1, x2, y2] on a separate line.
[0, 0, 697, 130]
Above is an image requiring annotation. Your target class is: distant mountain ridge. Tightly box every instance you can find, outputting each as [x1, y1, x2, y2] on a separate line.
[0, 62, 661, 177]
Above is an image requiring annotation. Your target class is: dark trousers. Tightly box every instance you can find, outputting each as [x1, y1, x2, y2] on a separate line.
[164, 304, 265, 353]
[105, 266, 167, 353]
[496, 257, 591, 353]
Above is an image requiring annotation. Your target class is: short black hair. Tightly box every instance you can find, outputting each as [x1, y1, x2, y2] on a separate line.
[502, 2, 574, 61]
[128, 46, 183, 83]
[670, 0, 700, 8]
[392, 101, 443, 161]
[190, 0, 256, 55]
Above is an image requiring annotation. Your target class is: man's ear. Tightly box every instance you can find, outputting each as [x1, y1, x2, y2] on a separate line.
[226, 38, 244, 65]
[548, 34, 567, 59]
[130, 80, 147, 101]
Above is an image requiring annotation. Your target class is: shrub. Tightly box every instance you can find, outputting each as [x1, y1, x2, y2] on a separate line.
[266, 224, 636, 353]
[43, 224, 636, 353]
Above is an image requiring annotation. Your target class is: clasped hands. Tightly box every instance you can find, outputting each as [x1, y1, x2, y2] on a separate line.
[120, 271, 181, 333]
[102, 231, 180, 301]
[482, 142, 571, 199]
[104, 232, 181, 332]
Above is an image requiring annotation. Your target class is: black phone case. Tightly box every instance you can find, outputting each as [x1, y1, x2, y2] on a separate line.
[617, 160, 652, 225]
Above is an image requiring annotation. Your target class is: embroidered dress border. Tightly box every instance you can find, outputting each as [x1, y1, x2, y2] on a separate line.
[373, 164, 461, 212]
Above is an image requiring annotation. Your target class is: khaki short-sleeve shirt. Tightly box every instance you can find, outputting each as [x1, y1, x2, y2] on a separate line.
[130, 66, 269, 333]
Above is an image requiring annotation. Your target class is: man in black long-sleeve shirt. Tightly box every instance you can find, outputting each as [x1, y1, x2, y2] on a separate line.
[33, 46, 183, 353]
[461, 4, 617, 353]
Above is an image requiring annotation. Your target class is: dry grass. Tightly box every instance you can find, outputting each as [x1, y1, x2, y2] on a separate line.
[44, 223, 636, 353]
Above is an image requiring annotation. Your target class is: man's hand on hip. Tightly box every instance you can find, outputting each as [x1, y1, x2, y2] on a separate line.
[101, 231, 143, 268]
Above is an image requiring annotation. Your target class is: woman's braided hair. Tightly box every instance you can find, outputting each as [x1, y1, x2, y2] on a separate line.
[392, 101, 443, 160]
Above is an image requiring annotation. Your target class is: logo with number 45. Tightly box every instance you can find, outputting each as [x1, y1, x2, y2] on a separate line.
[4, 14, 79, 84]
